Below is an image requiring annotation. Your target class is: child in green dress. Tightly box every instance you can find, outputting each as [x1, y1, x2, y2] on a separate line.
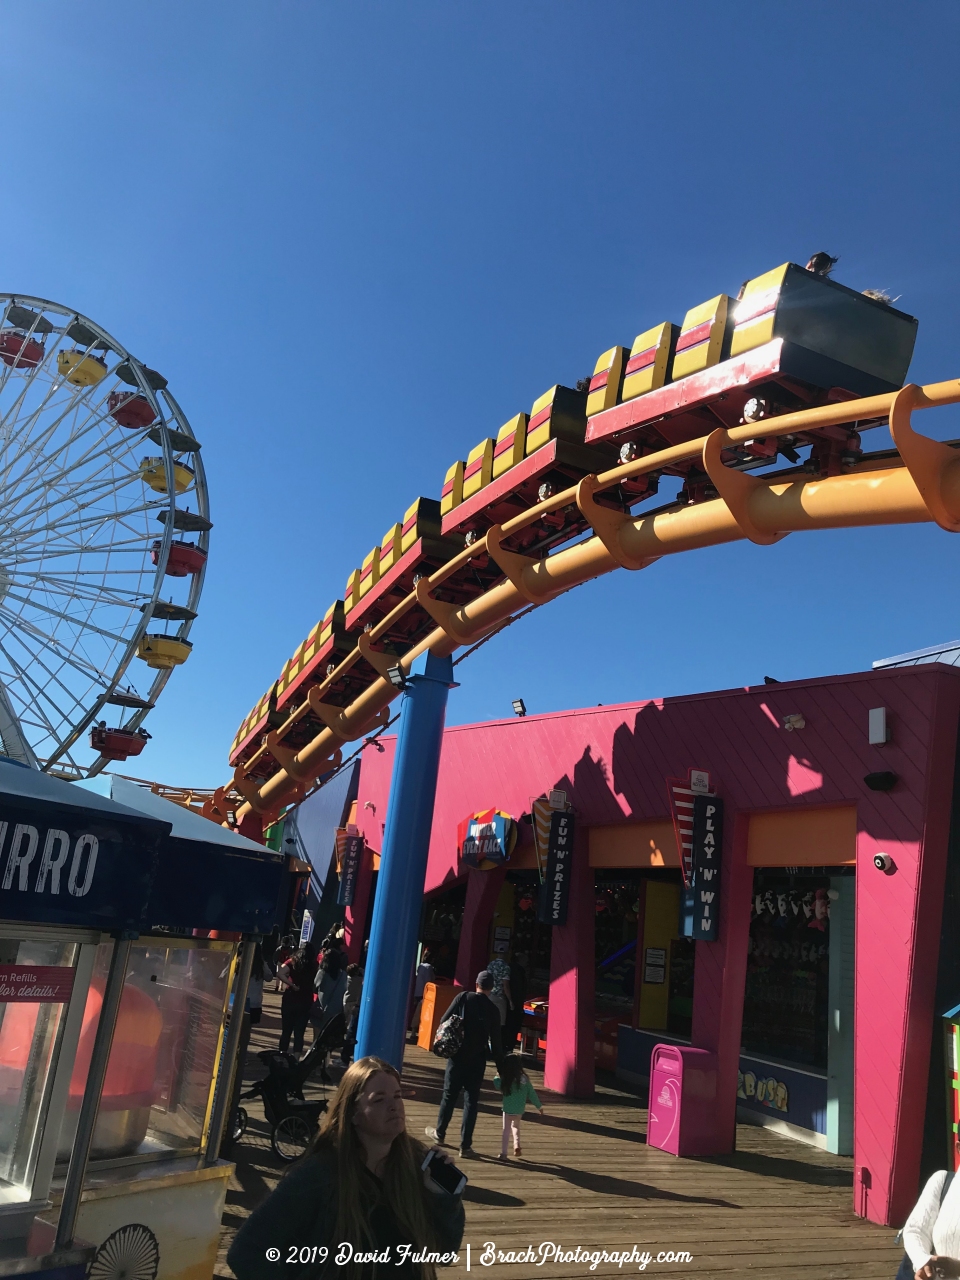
[493, 1052, 544, 1161]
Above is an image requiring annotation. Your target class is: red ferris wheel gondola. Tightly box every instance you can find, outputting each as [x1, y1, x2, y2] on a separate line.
[0, 331, 44, 368]
[108, 390, 157, 429]
[151, 539, 207, 577]
[89, 723, 151, 762]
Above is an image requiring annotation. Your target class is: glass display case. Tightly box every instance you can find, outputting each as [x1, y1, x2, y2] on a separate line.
[0, 925, 98, 1237]
[58, 936, 236, 1166]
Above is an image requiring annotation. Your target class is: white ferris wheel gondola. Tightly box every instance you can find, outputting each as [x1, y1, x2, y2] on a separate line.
[0, 294, 210, 778]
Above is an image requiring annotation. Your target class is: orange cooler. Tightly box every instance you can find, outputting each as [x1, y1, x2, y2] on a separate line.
[417, 982, 457, 1050]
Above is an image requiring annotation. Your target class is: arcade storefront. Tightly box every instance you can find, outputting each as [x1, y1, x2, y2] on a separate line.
[354, 660, 960, 1228]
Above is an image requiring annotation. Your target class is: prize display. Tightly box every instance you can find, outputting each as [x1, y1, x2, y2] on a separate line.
[742, 873, 836, 1069]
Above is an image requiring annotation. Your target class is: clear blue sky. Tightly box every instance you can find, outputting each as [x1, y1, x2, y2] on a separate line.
[3, 2, 959, 787]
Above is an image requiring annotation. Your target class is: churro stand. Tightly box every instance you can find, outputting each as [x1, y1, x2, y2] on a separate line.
[0, 764, 283, 1280]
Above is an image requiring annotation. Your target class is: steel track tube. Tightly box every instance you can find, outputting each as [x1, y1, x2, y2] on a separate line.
[55, 937, 133, 1250]
[354, 652, 454, 1068]
[748, 467, 931, 531]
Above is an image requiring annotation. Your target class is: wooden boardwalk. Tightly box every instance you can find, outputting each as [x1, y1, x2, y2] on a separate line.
[217, 994, 902, 1279]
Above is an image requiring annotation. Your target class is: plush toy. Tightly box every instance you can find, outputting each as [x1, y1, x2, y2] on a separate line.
[809, 888, 830, 931]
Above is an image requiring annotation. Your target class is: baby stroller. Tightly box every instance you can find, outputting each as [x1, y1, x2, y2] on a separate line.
[238, 1015, 345, 1161]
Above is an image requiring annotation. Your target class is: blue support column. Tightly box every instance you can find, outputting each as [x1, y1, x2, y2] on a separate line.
[355, 651, 455, 1068]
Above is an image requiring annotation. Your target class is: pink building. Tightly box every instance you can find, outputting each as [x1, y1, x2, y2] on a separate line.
[349, 657, 960, 1227]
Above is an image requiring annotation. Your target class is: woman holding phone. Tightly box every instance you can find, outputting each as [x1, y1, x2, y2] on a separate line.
[228, 1057, 464, 1279]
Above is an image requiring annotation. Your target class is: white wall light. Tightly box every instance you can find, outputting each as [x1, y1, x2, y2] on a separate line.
[868, 707, 889, 746]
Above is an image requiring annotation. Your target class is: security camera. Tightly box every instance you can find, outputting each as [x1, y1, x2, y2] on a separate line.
[873, 852, 896, 874]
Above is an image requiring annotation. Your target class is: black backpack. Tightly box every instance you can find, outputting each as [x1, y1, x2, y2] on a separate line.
[431, 1012, 464, 1058]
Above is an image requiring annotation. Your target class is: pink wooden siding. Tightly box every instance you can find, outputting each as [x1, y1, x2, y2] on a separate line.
[355, 666, 960, 1225]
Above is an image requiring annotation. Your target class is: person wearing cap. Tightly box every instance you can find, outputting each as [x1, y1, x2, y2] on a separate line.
[425, 970, 504, 1159]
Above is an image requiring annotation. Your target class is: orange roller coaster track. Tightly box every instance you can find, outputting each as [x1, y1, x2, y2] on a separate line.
[212, 378, 960, 829]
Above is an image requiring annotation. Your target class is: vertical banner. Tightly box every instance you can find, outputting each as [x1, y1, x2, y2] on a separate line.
[337, 834, 364, 907]
[691, 795, 723, 941]
[538, 810, 575, 926]
[299, 909, 314, 946]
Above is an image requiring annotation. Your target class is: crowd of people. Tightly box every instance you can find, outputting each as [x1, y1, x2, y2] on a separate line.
[273, 930, 365, 1071]
[229, 942, 547, 1280]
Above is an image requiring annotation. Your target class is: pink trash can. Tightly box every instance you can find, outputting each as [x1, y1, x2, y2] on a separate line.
[646, 1043, 718, 1156]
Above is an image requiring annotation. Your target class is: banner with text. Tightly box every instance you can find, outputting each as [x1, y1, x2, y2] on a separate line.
[538, 810, 575, 927]
[691, 795, 723, 941]
[337, 834, 364, 907]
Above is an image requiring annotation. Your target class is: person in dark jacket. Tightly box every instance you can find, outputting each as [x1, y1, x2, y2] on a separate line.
[278, 946, 319, 1055]
[228, 1057, 464, 1280]
[425, 971, 503, 1159]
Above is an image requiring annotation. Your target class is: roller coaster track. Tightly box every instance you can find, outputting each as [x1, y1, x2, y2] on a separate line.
[210, 378, 960, 829]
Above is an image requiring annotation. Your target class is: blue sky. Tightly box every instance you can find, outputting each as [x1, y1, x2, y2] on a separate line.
[2, 2, 959, 787]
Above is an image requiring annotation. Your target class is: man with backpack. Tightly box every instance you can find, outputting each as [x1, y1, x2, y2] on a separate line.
[426, 970, 504, 1159]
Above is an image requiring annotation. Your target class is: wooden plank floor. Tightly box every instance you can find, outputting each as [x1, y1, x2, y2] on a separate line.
[217, 993, 902, 1279]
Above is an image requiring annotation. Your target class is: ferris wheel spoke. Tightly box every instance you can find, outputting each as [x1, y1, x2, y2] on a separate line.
[3, 583, 144, 616]
[0, 334, 72, 436]
[4, 576, 151, 615]
[9, 452, 153, 517]
[8, 541, 156, 577]
[0, 423, 145, 520]
[10, 569, 151, 597]
[0, 377, 136, 506]
[0, 631, 95, 738]
[9, 499, 156, 544]
[12, 565, 155, 578]
[0, 645, 70, 747]
[0, 605, 118, 687]
[0, 361, 92, 469]
[7, 497, 164, 550]
[1, 590, 129, 645]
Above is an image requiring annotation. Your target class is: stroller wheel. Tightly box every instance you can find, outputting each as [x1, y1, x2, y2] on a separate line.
[272, 1114, 313, 1162]
[232, 1107, 248, 1142]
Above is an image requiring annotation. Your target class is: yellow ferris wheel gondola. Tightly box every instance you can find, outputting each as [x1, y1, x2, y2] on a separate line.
[137, 634, 193, 670]
[57, 349, 109, 387]
[139, 456, 195, 495]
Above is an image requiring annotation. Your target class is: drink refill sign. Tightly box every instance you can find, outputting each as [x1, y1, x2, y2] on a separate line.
[690, 795, 723, 941]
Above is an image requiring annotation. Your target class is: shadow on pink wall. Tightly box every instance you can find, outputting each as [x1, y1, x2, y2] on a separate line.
[354, 666, 960, 1225]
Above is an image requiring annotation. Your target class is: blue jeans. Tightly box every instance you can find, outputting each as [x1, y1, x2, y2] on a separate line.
[436, 1055, 486, 1150]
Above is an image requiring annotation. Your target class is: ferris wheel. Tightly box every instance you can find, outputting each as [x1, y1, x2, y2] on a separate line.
[0, 294, 210, 778]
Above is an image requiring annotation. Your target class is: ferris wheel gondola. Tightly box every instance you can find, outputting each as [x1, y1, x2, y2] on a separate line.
[0, 294, 210, 777]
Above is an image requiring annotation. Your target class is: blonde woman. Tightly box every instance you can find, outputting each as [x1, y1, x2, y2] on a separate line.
[228, 1057, 464, 1279]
